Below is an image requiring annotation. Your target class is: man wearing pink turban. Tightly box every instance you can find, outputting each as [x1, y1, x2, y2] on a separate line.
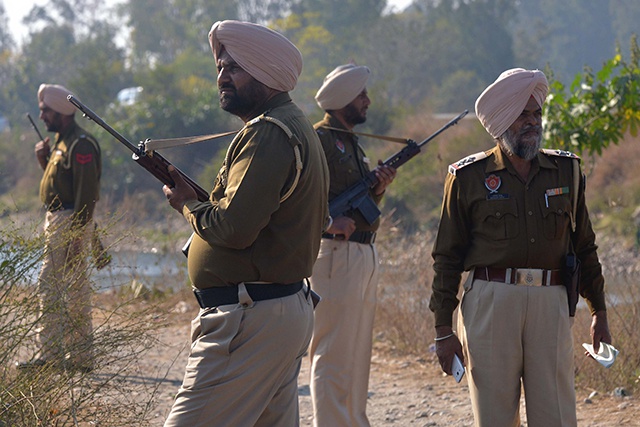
[17, 84, 102, 373]
[429, 68, 612, 426]
[308, 63, 396, 427]
[162, 20, 329, 426]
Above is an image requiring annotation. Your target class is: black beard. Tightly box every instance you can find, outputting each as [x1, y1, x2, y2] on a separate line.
[219, 80, 267, 118]
[342, 103, 366, 127]
[45, 113, 63, 133]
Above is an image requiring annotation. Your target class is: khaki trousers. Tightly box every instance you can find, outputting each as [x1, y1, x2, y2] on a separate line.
[164, 285, 314, 427]
[37, 210, 93, 365]
[308, 239, 379, 427]
[458, 275, 576, 427]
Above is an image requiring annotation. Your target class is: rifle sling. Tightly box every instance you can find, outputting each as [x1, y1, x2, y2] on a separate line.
[319, 126, 409, 144]
[143, 130, 239, 152]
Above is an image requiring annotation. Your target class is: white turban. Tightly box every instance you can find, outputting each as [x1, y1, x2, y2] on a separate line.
[315, 64, 370, 110]
[475, 68, 549, 138]
[208, 20, 302, 92]
[37, 84, 76, 116]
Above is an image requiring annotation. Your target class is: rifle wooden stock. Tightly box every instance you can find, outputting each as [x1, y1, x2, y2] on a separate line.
[67, 95, 209, 202]
[329, 110, 468, 224]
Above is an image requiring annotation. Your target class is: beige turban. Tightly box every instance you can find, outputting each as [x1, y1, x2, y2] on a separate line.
[37, 84, 76, 116]
[208, 20, 302, 92]
[315, 64, 370, 110]
[475, 68, 549, 138]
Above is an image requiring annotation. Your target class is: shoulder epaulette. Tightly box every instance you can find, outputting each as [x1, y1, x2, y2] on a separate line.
[234, 114, 302, 203]
[540, 148, 580, 160]
[246, 115, 294, 141]
[448, 151, 490, 175]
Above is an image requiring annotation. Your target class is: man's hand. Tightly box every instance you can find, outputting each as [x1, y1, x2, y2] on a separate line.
[372, 160, 397, 196]
[35, 137, 51, 170]
[163, 166, 198, 213]
[589, 310, 612, 355]
[434, 326, 465, 376]
[326, 216, 356, 240]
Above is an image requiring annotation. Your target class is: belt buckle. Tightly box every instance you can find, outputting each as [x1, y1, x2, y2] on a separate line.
[514, 268, 543, 286]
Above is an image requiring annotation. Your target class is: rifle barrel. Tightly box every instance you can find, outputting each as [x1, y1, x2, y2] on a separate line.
[415, 110, 468, 149]
[26, 113, 45, 141]
[67, 95, 141, 156]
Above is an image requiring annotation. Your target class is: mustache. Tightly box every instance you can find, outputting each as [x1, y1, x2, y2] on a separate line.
[520, 125, 542, 135]
[218, 84, 235, 92]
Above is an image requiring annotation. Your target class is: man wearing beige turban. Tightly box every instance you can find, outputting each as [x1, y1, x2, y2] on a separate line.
[309, 64, 396, 427]
[18, 84, 101, 373]
[429, 68, 612, 426]
[162, 20, 329, 426]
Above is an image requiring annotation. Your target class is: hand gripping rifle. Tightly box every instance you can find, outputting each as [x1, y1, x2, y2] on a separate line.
[67, 95, 209, 202]
[330, 110, 468, 224]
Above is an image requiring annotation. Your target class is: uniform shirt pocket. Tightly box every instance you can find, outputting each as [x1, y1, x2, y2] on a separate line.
[540, 195, 572, 240]
[476, 198, 519, 241]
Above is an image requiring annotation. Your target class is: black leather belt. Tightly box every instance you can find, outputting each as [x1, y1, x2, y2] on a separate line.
[473, 267, 563, 287]
[45, 202, 74, 212]
[193, 281, 303, 308]
[322, 230, 376, 244]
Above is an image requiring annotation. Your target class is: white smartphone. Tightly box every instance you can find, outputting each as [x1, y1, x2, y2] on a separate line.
[452, 354, 465, 383]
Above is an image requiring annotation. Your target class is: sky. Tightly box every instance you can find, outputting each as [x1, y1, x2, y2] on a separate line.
[4, 0, 413, 46]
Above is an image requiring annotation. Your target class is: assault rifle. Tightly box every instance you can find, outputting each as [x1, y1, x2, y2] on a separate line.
[67, 95, 209, 202]
[330, 110, 468, 224]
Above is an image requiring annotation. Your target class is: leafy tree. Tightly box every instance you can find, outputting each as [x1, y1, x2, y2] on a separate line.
[543, 36, 640, 156]
[122, 0, 238, 68]
[291, 0, 385, 43]
[0, 2, 13, 53]
[514, 0, 616, 83]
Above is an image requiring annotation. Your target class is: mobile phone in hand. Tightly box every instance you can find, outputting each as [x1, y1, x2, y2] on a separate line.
[452, 354, 465, 383]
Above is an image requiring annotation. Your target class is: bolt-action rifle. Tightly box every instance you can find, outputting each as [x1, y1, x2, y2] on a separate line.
[330, 110, 468, 224]
[67, 95, 209, 202]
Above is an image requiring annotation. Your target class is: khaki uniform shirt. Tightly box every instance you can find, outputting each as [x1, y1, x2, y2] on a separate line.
[39, 120, 101, 226]
[430, 145, 606, 327]
[183, 93, 330, 288]
[314, 113, 383, 233]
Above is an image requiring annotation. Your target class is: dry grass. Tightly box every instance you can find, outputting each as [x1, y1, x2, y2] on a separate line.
[0, 220, 183, 427]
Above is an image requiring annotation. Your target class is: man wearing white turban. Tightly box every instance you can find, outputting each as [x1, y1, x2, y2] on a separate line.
[429, 68, 612, 426]
[162, 20, 329, 427]
[18, 84, 102, 373]
[309, 64, 396, 427]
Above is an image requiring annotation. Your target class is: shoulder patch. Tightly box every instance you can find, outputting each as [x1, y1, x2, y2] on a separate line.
[448, 151, 490, 175]
[540, 148, 580, 159]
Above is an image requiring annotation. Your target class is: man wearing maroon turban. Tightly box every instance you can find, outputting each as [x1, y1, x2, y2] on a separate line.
[429, 68, 612, 426]
[162, 20, 329, 426]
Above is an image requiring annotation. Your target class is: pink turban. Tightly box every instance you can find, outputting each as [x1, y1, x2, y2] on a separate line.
[37, 84, 76, 116]
[208, 20, 302, 92]
[475, 68, 549, 138]
[315, 64, 370, 110]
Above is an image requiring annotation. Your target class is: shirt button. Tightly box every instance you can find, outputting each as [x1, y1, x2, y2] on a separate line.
[496, 212, 501, 217]
[528, 211, 533, 216]
[530, 238, 535, 243]
[557, 209, 563, 214]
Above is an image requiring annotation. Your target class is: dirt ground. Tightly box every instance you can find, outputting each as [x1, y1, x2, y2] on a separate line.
[142, 305, 639, 427]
